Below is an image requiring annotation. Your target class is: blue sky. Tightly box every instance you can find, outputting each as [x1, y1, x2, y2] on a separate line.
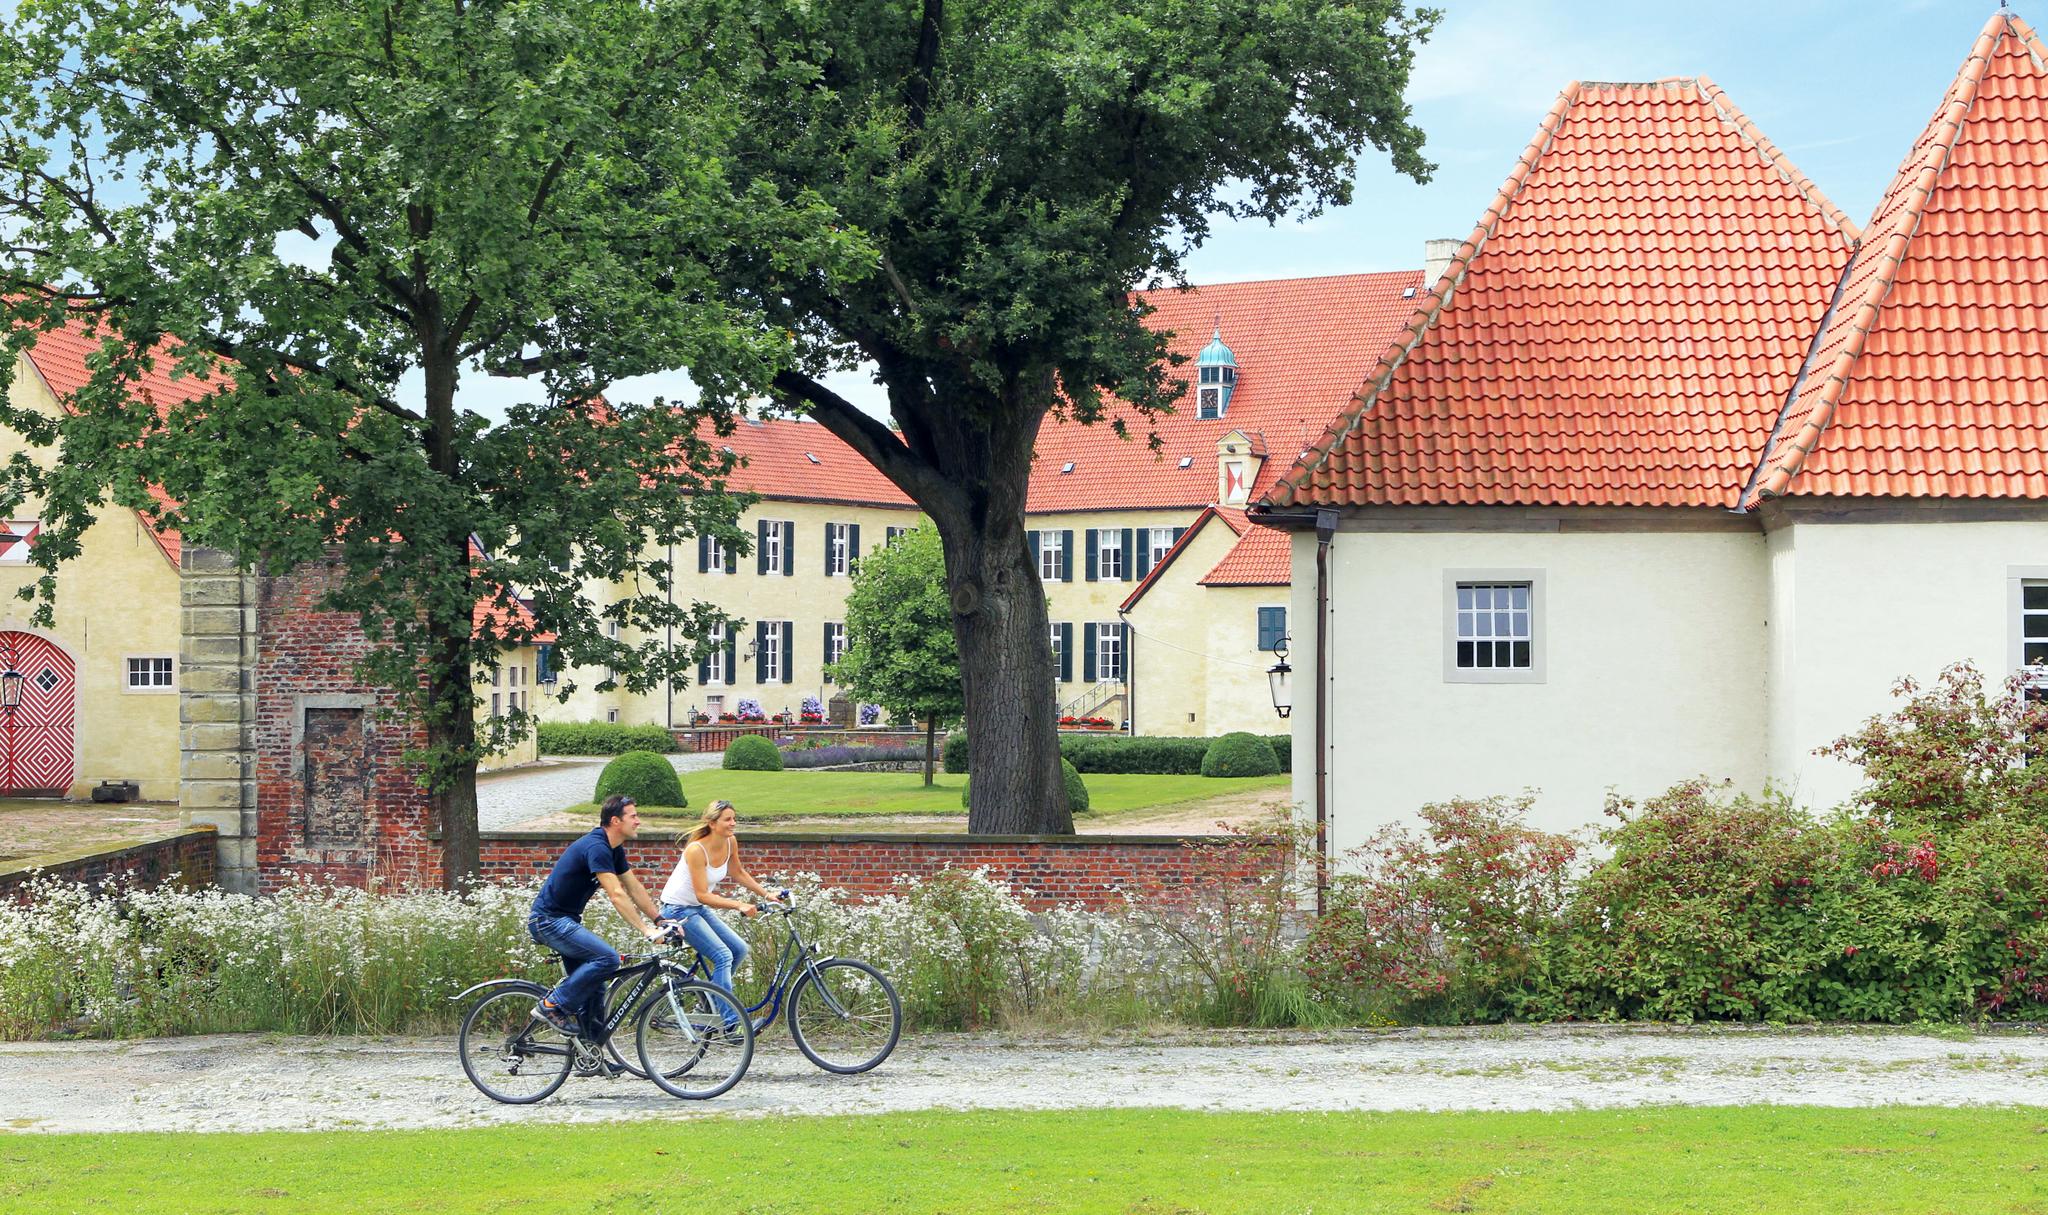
[472, 0, 2006, 418]
[1183, 0, 1995, 283]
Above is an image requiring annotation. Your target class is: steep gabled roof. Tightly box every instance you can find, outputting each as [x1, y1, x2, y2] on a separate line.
[710, 416, 914, 508]
[1117, 506, 1237, 611]
[1265, 77, 1857, 511]
[1028, 271, 1425, 513]
[1199, 525, 1290, 587]
[1748, 12, 2048, 505]
[19, 315, 224, 567]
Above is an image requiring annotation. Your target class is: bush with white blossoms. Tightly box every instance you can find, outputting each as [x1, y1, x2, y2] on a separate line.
[0, 866, 1212, 1040]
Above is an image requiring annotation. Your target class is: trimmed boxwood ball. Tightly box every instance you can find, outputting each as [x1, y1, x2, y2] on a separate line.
[960, 758, 1090, 814]
[1200, 731, 1281, 778]
[594, 750, 686, 808]
[942, 731, 970, 774]
[723, 734, 785, 772]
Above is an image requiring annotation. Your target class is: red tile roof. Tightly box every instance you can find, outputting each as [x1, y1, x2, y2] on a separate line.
[20, 315, 224, 567]
[1028, 271, 1426, 513]
[1199, 525, 1291, 587]
[711, 416, 914, 508]
[1266, 77, 1857, 511]
[1748, 13, 2048, 505]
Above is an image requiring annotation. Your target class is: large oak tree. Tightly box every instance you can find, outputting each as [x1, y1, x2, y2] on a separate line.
[733, 0, 1437, 832]
[0, 0, 860, 881]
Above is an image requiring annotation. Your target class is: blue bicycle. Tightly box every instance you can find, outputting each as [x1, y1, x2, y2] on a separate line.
[697, 896, 902, 1074]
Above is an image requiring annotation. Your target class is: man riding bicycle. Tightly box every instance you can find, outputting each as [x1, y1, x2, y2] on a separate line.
[527, 794, 667, 1038]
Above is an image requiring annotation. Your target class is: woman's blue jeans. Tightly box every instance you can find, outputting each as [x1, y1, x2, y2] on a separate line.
[660, 903, 748, 1025]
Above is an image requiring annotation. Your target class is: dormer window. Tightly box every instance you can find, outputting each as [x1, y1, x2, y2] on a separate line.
[1195, 326, 1238, 419]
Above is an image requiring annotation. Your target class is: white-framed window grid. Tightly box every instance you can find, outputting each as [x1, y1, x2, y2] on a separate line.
[1443, 570, 1545, 684]
[124, 656, 175, 692]
[1039, 533, 1065, 582]
[606, 707, 620, 724]
[764, 523, 785, 575]
[763, 625, 785, 684]
[1097, 532, 1123, 581]
[491, 692, 502, 718]
[705, 537, 728, 574]
[1048, 623, 1065, 674]
[1147, 527, 1175, 567]
[1095, 621, 1123, 681]
[825, 622, 848, 666]
[707, 624, 728, 685]
[828, 524, 851, 576]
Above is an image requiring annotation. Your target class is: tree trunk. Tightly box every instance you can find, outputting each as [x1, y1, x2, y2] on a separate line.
[421, 339, 482, 886]
[924, 715, 936, 786]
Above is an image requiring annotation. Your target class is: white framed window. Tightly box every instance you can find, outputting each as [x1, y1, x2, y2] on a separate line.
[1039, 533, 1066, 582]
[124, 656, 175, 693]
[1095, 621, 1123, 682]
[705, 537, 729, 574]
[491, 692, 502, 718]
[763, 523, 785, 575]
[707, 623, 728, 686]
[762, 624, 785, 684]
[827, 523, 852, 576]
[2008, 569, 2048, 692]
[825, 622, 848, 665]
[1048, 624, 1064, 673]
[1097, 531, 1123, 581]
[1444, 571, 1545, 684]
[885, 525, 911, 544]
[606, 707, 620, 724]
[1147, 527, 1175, 567]
[0, 519, 39, 565]
[704, 694, 724, 716]
[492, 665, 503, 687]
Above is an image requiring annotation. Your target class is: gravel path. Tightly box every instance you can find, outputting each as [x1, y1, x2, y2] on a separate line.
[477, 755, 723, 830]
[2, 1025, 2045, 1134]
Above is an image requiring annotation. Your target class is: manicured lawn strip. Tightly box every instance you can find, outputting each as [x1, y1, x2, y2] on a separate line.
[561, 769, 1288, 822]
[7, 1106, 2047, 1214]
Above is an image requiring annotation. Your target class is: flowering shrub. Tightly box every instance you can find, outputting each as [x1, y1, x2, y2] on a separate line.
[800, 696, 825, 724]
[735, 698, 766, 723]
[779, 743, 926, 768]
[1305, 795, 1576, 1022]
[1820, 663, 2048, 832]
[858, 703, 882, 725]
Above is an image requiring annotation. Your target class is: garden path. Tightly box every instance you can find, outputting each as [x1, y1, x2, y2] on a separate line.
[478, 754, 723, 831]
[1, 1025, 2043, 1134]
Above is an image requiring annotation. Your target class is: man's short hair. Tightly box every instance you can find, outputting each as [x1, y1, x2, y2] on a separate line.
[600, 794, 635, 826]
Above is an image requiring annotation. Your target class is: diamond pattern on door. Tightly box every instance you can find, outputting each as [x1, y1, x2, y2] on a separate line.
[0, 632, 76, 795]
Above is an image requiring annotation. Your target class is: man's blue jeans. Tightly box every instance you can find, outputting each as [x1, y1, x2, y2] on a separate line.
[660, 903, 748, 1025]
[527, 912, 620, 1033]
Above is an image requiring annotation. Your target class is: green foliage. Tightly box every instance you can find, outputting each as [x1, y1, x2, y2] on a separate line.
[942, 731, 971, 774]
[830, 525, 962, 735]
[1200, 733, 1281, 778]
[722, 735, 785, 772]
[537, 721, 679, 756]
[0, 0, 863, 874]
[1302, 796, 1577, 1023]
[1059, 734, 1294, 776]
[1061, 758, 1090, 814]
[594, 751, 686, 808]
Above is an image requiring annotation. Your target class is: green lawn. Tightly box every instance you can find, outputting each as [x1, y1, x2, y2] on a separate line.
[565, 768, 1289, 823]
[7, 1107, 2045, 1213]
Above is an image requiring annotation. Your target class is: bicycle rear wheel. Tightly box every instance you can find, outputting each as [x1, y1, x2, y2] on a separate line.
[459, 987, 574, 1104]
[788, 958, 901, 1074]
[635, 974, 754, 1099]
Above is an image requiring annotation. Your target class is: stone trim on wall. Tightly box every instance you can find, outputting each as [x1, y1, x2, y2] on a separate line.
[177, 545, 259, 893]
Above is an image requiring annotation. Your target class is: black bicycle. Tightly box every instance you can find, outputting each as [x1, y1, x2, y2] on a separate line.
[455, 941, 753, 1103]
[680, 895, 902, 1074]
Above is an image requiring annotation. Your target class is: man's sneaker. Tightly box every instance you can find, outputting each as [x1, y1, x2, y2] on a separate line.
[535, 999, 582, 1038]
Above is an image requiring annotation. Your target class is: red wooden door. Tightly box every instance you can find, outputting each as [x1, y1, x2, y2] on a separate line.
[0, 632, 76, 795]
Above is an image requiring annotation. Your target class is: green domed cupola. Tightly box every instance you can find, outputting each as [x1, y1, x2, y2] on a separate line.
[1196, 325, 1237, 419]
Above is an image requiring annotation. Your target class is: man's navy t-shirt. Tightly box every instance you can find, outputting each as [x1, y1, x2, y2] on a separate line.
[531, 828, 630, 921]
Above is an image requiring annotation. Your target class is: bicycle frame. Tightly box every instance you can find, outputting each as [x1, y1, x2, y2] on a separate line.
[683, 907, 831, 1033]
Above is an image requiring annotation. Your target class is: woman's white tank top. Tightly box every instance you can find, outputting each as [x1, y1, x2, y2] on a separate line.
[661, 842, 729, 907]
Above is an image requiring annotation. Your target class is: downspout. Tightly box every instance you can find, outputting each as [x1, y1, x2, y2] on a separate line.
[665, 542, 675, 731]
[1117, 605, 1134, 736]
[1312, 508, 1336, 917]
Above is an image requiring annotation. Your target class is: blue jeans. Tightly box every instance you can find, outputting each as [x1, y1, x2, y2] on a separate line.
[527, 912, 621, 1033]
[660, 903, 748, 1024]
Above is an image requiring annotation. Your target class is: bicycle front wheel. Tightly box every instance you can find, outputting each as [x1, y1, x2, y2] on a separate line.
[459, 987, 573, 1104]
[635, 974, 754, 1099]
[789, 958, 901, 1074]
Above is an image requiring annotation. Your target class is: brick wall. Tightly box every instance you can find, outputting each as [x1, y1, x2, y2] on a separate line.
[677, 726, 940, 753]
[1, 826, 217, 902]
[253, 560, 441, 892]
[477, 829, 1268, 910]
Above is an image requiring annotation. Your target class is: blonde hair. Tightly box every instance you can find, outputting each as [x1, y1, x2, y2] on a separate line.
[686, 799, 736, 844]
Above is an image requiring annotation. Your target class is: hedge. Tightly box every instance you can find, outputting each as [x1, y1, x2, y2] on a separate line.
[537, 720, 678, 756]
[947, 732, 1293, 776]
[593, 751, 685, 808]
[723, 734, 785, 771]
[1200, 732, 1281, 778]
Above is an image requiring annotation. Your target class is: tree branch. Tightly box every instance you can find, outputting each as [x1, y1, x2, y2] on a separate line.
[772, 370, 963, 522]
[903, 0, 943, 133]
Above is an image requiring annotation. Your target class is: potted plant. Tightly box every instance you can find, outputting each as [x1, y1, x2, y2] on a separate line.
[799, 695, 824, 725]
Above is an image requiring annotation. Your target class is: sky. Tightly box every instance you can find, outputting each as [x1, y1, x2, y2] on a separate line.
[445, 0, 2006, 422]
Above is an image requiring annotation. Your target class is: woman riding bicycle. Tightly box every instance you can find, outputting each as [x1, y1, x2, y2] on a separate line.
[658, 800, 783, 1017]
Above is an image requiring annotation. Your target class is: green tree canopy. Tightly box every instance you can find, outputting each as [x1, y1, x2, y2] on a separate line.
[830, 524, 961, 782]
[0, 0, 862, 880]
[726, 0, 1437, 831]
